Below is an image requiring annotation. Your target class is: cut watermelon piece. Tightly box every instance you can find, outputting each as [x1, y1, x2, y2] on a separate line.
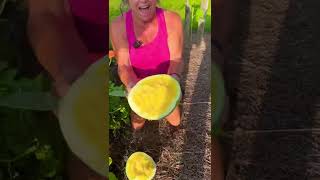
[57, 57, 108, 177]
[126, 152, 156, 180]
[127, 74, 181, 120]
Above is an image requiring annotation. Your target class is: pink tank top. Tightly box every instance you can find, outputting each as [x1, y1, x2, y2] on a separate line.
[68, 0, 108, 63]
[126, 8, 170, 79]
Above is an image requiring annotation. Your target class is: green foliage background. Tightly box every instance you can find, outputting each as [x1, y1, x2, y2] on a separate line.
[109, 0, 212, 32]
[0, 1, 68, 179]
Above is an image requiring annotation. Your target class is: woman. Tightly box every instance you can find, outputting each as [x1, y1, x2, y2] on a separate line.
[27, 0, 107, 179]
[110, 0, 184, 130]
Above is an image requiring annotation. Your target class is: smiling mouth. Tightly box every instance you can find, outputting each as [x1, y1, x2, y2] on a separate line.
[139, 5, 151, 11]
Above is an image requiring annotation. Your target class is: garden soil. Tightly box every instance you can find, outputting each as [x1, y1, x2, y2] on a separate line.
[221, 0, 320, 179]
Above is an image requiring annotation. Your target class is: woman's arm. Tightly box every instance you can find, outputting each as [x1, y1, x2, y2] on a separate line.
[165, 11, 184, 81]
[110, 16, 139, 91]
[27, 0, 91, 96]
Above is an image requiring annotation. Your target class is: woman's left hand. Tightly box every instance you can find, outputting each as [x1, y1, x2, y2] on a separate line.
[125, 80, 138, 98]
[170, 73, 181, 84]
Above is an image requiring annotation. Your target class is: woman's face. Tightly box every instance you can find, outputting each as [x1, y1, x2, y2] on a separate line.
[128, 0, 157, 22]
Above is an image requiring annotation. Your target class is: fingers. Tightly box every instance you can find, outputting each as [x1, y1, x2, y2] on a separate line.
[125, 81, 137, 96]
[53, 80, 70, 97]
[170, 73, 181, 83]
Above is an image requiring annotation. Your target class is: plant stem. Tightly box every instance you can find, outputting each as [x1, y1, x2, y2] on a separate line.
[8, 163, 13, 180]
[0, 140, 39, 164]
[109, 107, 122, 114]
[0, 0, 8, 16]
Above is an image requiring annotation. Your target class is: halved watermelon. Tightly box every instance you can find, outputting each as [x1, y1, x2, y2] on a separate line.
[57, 57, 108, 177]
[127, 74, 181, 120]
[125, 152, 156, 180]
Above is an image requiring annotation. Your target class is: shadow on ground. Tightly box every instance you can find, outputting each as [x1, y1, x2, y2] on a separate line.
[223, 0, 320, 179]
[179, 34, 211, 179]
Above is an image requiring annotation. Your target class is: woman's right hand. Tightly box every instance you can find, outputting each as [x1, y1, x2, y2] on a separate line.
[125, 81, 138, 97]
[51, 58, 91, 98]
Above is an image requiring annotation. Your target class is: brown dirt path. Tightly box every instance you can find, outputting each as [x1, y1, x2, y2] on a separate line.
[222, 0, 320, 179]
[155, 33, 212, 180]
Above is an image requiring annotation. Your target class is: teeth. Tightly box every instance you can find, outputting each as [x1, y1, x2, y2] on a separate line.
[139, 5, 149, 9]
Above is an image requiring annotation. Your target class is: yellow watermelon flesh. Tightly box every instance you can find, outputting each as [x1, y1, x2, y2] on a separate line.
[126, 152, 156, 180]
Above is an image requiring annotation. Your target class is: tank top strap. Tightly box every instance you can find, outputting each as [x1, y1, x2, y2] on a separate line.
[125, 10, 136, 46]
[156, 8, 168, 39]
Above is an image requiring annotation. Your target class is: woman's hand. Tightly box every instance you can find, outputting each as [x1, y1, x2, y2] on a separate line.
[52, 80, 69, 98]
[126, 81, 135, 92]
[125, 80, 139, 98]
[53, 56, 92, 97]
[170, 73, 182, 84]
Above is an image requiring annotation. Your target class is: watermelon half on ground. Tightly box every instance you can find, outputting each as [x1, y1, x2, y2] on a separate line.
[125, 152, 156, 180]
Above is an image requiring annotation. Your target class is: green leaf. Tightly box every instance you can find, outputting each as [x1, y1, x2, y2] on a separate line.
[0, 69, 17, 82]
[109, 89, 126, 97]
[34, 145, 60, 178]
[13, 78, 37, 91]
[0, 61, 7, 71]
[108, 172, 118, 180]
[109, 81, 126, 97]
[35, 145, 53, 160]
[108, 80, 130, 136]
[33, 73, 46, 90]
[0, 92, 58, 111]
[39, 158, 58, 178]
[109, 157, 112, 166]
[0, 0, 8, 16]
